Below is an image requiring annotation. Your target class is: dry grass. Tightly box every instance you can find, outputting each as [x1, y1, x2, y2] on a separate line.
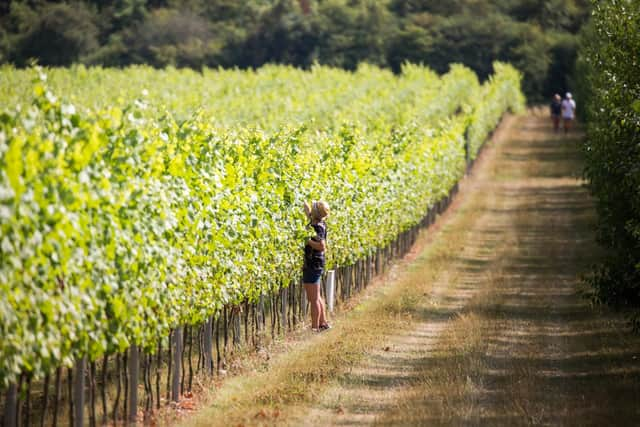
[177, 112, 640, 427]
[173, 116, 512, 427]
[175, 227, 472, 427]
[372, 112, 640, 426]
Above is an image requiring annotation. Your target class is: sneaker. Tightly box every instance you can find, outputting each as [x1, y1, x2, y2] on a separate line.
[319, 323, 332, 331]
[311, 327, 319, 333]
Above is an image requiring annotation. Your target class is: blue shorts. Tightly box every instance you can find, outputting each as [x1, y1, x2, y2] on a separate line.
[303, 269, 323, 284]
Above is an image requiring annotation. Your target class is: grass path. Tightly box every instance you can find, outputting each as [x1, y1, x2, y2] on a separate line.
[179, 112, 640, 427]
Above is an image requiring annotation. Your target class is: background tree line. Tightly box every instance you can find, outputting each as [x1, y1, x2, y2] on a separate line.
[0, 0, 590, 101]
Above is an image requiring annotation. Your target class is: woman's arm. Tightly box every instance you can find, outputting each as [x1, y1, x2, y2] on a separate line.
[307, 238, 326, 251]
[303, 202, 312, 220]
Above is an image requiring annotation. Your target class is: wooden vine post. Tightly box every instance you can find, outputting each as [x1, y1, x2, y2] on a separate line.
[127, 345, 139, 424]
[73, 357, 86, 427]
[2, 383, 17, 427]
[259, 294, 265, 331]
[325, 270, 336, 313]
[232, 308, 241, 346]
[171, 327, 183, 402]
[301, 285, 308, 320]
[280, 287, 288, 332]
[204, 316, 213, 375]
[464, 125, 471, 173]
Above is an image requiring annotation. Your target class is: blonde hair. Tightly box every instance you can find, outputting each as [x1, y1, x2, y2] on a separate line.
[311, 200, 330, 221]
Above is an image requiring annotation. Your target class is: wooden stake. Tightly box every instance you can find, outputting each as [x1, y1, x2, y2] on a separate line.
[53, 368, 61, 427]
[127, 345, 139, 424]
[73, 357, 86, 427]
[3, 383, 17, 427]
[171, 327, 182, 402]
[325, 270, 336, 313]
[280, 288, 288, 332]
[203, 316, 213, 376]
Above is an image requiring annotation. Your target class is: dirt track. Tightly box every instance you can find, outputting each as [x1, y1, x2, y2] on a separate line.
[296, 112, 640, 426]
[181, 112, 640, 427]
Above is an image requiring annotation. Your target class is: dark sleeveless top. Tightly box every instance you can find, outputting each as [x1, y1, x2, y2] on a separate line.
[304, 221, 327, 271]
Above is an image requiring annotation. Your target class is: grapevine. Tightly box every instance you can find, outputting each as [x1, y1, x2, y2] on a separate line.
[0, 62, 524, 388]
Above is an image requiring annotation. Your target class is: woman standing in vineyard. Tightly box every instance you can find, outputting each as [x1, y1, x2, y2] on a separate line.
[303, 201, 331, 332]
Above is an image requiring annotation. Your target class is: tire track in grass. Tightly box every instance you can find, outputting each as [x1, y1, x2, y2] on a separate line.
[297, 114, 520, 426]
[176, 115, 517, 427]
[372, 113, 640, 426]
[179, 112, 640, 427]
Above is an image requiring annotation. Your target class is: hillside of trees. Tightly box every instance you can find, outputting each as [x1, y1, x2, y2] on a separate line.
[0, 0, 590, 101]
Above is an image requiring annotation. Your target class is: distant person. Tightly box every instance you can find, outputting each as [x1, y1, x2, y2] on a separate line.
[550, 94, 562, 132]
[302, 200, 331, 332]
[562, 92, 576, 133]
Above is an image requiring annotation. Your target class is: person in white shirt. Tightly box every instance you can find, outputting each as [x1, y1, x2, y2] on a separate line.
[561, 92, 577, 134]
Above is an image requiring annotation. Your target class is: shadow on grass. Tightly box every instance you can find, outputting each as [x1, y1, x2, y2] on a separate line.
[495, 126, 586, 179]
[359, 115, 640, 426]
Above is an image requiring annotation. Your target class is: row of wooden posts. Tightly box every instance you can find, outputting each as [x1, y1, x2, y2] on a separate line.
[1, 190, 458, 427]
[1, 124, 488, 426]
[0, 210, 448, 427]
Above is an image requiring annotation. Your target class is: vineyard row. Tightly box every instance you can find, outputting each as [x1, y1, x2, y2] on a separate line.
[0, 62, 523, 425]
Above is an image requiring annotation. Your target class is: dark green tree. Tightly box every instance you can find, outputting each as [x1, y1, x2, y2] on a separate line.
[120, 8, 216, 68]
[0, 0, 592, 101]
[314, 0, 394, 70]
[238, 0, 319, 68]
[11, 2, 99, 66]
[576, 1, 640, 324]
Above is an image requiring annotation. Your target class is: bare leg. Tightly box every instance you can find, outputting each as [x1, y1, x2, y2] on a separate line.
[318, 297, 327, 326]
[304, 283, 320, 329]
